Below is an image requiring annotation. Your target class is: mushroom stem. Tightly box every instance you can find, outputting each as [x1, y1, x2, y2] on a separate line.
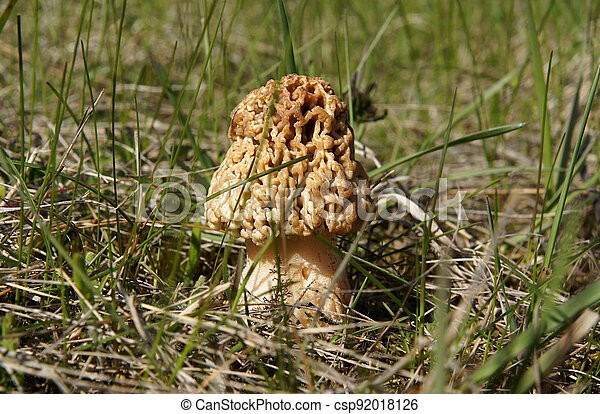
[242, 234, 350, 324]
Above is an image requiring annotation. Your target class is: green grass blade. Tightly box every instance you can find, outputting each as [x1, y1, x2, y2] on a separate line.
[543, 65, 600, 269]
[525, 0, 554, 188]
[555, 76, 582, 188]
[544, 280, 600, 333]
[355, 5, 398, 76]
[0, 0, 18, 34]
[278, 0, 297, 74]
[528, 52, 554, 266]
[110, 0, 127, 252]
[427, 91, 456, 393]
[16, 14, 25, 267]
[369, 123, 526, 178]
[344, 12, 353, 127]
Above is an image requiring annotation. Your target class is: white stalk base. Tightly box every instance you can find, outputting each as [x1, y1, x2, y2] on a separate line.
[241, 235, 350, 325]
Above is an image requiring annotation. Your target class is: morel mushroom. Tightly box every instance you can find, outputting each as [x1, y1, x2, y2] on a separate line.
[205, 74, 371, 324]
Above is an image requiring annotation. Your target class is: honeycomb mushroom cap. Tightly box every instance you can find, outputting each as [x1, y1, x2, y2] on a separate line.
[205, 74, 371, 245]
